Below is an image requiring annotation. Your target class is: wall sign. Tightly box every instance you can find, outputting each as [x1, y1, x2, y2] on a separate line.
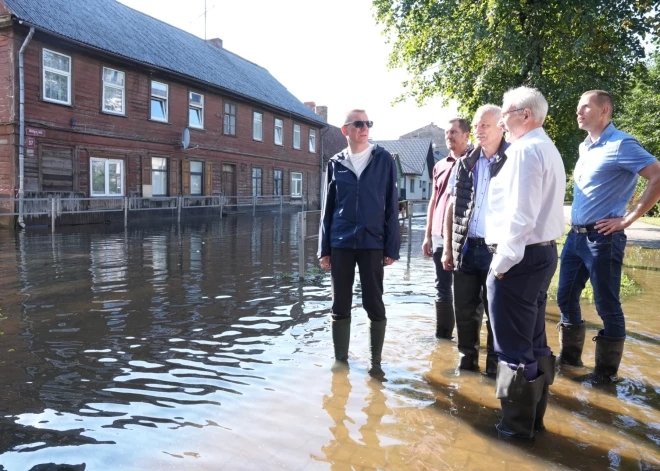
[26, 128, 46, 137]
[26, 137, 35, 148]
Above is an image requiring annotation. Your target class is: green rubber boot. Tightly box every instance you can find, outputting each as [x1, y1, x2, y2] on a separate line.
[331, 318, 351, 369]
[368, 319, 387, 377]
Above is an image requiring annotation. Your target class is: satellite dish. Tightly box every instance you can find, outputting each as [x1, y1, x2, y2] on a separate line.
[182, 128, 190, 149]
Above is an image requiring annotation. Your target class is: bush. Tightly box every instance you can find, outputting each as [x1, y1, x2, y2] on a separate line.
[564, 174, 575, 202]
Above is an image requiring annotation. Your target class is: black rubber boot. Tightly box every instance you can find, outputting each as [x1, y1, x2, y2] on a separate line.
[534, 355, 556, 431]
[590, 330, 625, 384]
[368, 319, 387, 377]
[331, 317, 351, 365]
[557, 321, 586, 366]
[495, 362, 545, 440]
[485, 353, 499, 378]
[434, 301, 455, 340]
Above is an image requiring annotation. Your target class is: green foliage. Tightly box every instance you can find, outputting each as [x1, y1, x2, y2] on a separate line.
[373, 0, 660, 169]
[565, 174, 575, 202]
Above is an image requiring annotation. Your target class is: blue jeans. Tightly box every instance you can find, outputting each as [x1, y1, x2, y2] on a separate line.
[557, 230, 627, 338]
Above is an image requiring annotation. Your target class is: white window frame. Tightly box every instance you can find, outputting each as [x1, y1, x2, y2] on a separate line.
[253, 111, 263, 141]
[102, 67, 125, 115]
[151, 157, 168, 197]
[150, 80, 169, 122]
[224, 102, 236, 135]
[190, 160, 204, 196]
[274, 118, 283, 146]
[90, 157, 124, 197]
[293, 124, 301, 149]
[291, 172, 303, 197]
[189, 91, 204, 129]
[309, 129, 316, 153]
[42, 48, 71, 105]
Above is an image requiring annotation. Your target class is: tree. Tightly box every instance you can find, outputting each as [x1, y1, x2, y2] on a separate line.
[373, 0, 660, 168]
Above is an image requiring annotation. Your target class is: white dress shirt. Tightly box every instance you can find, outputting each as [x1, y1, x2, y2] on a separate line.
[486, 127, 566, 273]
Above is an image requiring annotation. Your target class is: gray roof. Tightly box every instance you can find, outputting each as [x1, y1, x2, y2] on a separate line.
[372, 139, 432, 175]
[4, 0, 325, 125]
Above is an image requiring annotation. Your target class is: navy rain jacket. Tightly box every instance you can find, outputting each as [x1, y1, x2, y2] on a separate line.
[318, 145, 400, 260]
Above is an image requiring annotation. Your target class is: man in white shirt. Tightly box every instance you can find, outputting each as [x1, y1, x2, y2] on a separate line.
[486, 87, 566, 440]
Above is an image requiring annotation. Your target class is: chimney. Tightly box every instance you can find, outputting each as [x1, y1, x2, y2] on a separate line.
[207, 38, 223, 49]
[304, 101, 316, 112]
[315, 106, 328, 122]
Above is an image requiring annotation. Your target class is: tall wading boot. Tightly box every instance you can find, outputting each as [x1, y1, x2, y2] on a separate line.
[589, 329, 625, 384]
[557, 321, 586, 366]
[485, 353, 499, 378]
[331, 318, 351, 370]
[435, 301, 455, 340]
[495, 362, 546, 440]
[534, 355, 556, 432]
[368, 319, 387, 377]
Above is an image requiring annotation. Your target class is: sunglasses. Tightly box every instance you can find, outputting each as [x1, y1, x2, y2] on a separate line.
[344, 120, 374, 129]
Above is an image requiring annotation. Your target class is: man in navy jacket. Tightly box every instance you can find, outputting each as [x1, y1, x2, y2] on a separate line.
[318, 109, 400, 376]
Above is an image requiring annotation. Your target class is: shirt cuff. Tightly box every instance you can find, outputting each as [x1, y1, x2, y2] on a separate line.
[491, 254, 515, 274]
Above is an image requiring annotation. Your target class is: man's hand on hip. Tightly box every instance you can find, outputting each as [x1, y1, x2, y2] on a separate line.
[595, 217, 630, 235]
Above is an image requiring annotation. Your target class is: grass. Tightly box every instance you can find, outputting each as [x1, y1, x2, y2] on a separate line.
[638, 217, 660, 227]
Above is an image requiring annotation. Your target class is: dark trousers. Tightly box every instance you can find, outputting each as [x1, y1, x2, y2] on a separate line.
[557, 230, 627, 338]
[330, 248, 385, 322]
[433, 247, 453, 303]
[487, 244, 558, 380]
[454, 245, 494, 359]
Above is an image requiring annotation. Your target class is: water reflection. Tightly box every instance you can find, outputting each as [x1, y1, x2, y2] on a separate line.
[0, 216, 658, 470]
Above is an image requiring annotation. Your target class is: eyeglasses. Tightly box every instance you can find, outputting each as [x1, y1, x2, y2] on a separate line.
[344, 120, 374, 129]
[501, 108, 525, 118]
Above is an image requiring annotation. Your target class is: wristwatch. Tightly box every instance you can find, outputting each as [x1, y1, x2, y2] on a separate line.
[493, 270, 505, 280]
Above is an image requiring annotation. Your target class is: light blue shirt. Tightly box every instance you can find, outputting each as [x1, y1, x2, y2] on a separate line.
[447, 149, 497, 238]
[571, 123, 657, 225]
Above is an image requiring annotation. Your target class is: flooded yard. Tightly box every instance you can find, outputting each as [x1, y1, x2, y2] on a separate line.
[0, 214, 659, 470]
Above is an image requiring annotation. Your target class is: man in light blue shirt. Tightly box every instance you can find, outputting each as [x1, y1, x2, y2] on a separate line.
[442, 105, 508, 375]
[557, 90, 660, 384]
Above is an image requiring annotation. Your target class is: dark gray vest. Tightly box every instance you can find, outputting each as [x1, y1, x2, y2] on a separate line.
[451, 138, 509, 270]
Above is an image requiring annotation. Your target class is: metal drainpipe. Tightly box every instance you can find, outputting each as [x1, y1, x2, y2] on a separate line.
[18, 26, 35, 229]
[319, 125, 329, 209]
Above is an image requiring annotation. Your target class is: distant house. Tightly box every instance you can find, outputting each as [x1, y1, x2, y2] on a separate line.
[0, 0, 326, 225]
[321, 125, 346, 168]
[400, 123, 449, 162]
[372, 139, 434, 200]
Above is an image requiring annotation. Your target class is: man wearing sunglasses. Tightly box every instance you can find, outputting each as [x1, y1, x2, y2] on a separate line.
[318, 109, 400, 376]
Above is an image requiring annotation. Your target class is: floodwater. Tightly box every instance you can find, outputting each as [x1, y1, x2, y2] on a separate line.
[0, 214, 659, 471]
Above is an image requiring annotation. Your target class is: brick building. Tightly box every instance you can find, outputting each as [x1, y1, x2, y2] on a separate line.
[0, 0, 326, 224]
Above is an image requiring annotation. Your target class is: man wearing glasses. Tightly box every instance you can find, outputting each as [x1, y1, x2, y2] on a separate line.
[422, 118, 472, 340]
[318, 109, 400, 376]
[486, 87, 565, 439]
[556, 90, 660, 384]
[442, 105, 508, 376]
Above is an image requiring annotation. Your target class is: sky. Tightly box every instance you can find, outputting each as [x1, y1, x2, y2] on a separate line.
[117, 0, 457, 140]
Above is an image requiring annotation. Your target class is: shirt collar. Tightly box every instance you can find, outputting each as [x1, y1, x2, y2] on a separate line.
[584, 122, 615, 147]
[446, 144, 474, 161]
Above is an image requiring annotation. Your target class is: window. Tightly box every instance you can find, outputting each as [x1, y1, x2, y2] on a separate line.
[43, 49, 71, 105]
[273, 169, 283, 196]
[224, 102, 236, 135]
[309, 129, 316, 152]
[90, 158, 123, 196]
[152, 157, 168, 196]
[409, 179, 415, 192]
[293, 124, 301, 149]
[291, 172, 302, 197]
[420, 180, 423, 188]
[102, 67, 125, 114]
[252, 167, 262, 196]
[253, 111, 263, 141]
[190, 161, 203, 195]
[189, 92, 204, 129]
[274, 119, 283, 146]
[150, 81, 168, 122]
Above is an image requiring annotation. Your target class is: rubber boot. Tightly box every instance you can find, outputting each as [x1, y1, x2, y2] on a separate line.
[589, 330, 625, 384]
[557, 321, 586, 366]
[485, 353, 499, 378]
[368, 319, 387, 377]
[534, 355, 556, 431]
[495, 362, 545, 440]
[331, 317, 351, 369]
[435, 301, 455, 340]
[456, 317, 480, 371]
